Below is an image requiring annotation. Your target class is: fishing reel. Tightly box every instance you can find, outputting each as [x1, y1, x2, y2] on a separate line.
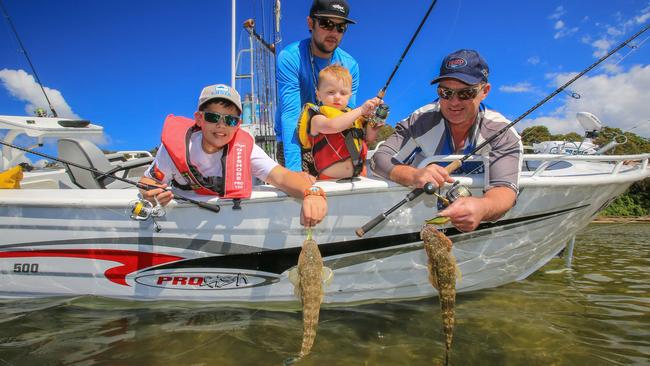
[368, 103, 390, 127]
[424, 180, 472, 209]
[445, 180, 472, 204]
[128, 198, 166, 232]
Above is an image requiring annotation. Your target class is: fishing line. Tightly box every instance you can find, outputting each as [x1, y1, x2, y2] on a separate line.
[356, 23, 650, 237]
[610, 34, 650, 67]
[0, 140, 222, 213]
[556, 33, 649, 103]
[0, 0, 57, 118]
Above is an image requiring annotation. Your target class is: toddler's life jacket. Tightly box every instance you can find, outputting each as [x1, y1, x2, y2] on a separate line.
[297, 104, 366, 176]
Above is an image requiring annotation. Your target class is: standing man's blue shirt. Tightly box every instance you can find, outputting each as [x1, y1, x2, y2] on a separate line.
[275, 38, 359, 171]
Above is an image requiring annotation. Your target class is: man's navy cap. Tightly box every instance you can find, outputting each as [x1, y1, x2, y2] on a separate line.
[310, 0, 356, 24]
[430, 49, 489, 85]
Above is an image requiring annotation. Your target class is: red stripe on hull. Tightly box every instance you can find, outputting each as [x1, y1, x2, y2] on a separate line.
[0, 249, 184, 286]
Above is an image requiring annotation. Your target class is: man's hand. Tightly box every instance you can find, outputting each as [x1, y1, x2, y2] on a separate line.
[300, 195, 327, 227]
[412, 164, 455, 189]
[438, 196, 487, 232]
[438, 186, 517, 232]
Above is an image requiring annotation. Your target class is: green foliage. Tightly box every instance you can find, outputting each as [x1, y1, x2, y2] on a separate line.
[553, 132, 583, 142]
[521, 125, 552, 146]
[594, 126, 650, 155]
[367, 124, 395, 150]
[600, 191, 648, 216]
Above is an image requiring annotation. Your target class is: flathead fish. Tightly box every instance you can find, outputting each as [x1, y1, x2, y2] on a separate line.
[421, 224, 457, 365]
[294, 238, 324, 358]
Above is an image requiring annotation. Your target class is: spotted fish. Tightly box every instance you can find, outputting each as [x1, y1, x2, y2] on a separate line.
[291, 238, 324, 359]
[421, 223, 458, 366]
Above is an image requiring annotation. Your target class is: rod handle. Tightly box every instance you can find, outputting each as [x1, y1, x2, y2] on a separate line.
[445, 159, 462, 173]
[355, 213, 385, 237]
[175, 197, 221, 214]
[193, 200, 221, 214]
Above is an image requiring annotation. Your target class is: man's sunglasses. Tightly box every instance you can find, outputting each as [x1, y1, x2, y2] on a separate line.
[202, 111, 240, 127]
[437, 85, 484, 101]
[316, 17, 347, 33]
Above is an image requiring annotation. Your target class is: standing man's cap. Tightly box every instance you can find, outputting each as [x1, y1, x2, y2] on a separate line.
[197, 84, 242, 113]
[310, 0, 356, 24]
[430, 49, 489, 85]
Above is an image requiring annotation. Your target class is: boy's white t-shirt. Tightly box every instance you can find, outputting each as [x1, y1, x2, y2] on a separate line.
[145, 131, 279, 186]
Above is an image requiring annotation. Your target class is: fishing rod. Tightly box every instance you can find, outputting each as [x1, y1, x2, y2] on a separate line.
[0, 0, 58, 117]
[369, 0, 438, 125]
[356, 22, 650, 237]
[377, 0, 438, 99]
[0, 139, 222, 213]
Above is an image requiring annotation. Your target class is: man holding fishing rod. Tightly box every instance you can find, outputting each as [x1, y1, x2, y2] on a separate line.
[371, 49, 523, 232]
[275, 0, 360, 175]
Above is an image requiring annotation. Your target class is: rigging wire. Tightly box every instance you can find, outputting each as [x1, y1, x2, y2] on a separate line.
[0, 0, 57, 117]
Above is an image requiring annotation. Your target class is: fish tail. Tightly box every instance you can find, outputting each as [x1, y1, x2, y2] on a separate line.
[299, 309, 320, 357]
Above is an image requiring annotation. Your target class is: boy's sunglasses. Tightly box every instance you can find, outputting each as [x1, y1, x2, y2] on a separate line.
[202, 111, 240, 127]
[437, 85, 483, 101]
[316, 17, 347, 33]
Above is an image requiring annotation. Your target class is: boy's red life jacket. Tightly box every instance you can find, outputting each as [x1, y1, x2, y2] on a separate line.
[161, 114, 253, 199]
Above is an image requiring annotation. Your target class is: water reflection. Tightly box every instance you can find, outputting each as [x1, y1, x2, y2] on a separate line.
[0, 223, 648, 365]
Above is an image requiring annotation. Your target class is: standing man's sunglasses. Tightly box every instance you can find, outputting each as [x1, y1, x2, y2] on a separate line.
[315, 17, 348, 33]
[437, 85, 484, 101]
[201, 112, 240, 127]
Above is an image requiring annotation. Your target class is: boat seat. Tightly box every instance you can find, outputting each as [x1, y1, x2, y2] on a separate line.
[57, 138, 153, 189]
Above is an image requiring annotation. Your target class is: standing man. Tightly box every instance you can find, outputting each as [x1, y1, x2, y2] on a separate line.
[371, 49, 523, 232]
[275, 0, 359, 174]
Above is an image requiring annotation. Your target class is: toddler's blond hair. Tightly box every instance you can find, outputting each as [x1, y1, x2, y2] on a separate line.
[318, 64, 352, 88]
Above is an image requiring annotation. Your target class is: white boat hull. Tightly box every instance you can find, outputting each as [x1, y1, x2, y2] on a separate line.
[1, 154, 648, 304]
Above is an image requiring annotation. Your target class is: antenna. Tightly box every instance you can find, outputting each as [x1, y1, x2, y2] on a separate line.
[0, 0, 58, 117]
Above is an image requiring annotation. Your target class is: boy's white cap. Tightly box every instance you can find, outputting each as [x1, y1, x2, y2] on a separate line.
[197, 84, 242, 113]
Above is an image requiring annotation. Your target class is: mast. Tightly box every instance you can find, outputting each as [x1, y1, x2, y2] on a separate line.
[230, 0, 236, 87]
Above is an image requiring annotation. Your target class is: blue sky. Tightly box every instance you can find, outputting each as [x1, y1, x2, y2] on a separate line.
[1, 0, 649, 153]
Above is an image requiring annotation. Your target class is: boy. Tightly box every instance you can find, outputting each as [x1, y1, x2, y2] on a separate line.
[140, 84, 327, 227]
[299, 64, 383, 180]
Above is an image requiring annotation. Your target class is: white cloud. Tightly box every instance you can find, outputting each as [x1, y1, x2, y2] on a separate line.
[500, 82, 535, 93]
[527, 56, 540, 66]
[548, 6, 578, 39]
[606, 26, 624, 37]
[554, 25, 579, 40]
[549, 6, 566, 20]
[590, 38, 615, 58]
[518, 65, 650, 137]
[584, 4, 650, 59]
[0, 68, 80, 119]
[636, 11, 650, 24]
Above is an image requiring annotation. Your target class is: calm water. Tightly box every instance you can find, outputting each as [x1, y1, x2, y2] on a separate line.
[1, 223, 648, 366]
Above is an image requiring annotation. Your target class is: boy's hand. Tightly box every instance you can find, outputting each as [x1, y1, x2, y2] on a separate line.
[300, 195, 327, 227]
[141, 183, 174, 206]
[360, 97, 382, 117]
